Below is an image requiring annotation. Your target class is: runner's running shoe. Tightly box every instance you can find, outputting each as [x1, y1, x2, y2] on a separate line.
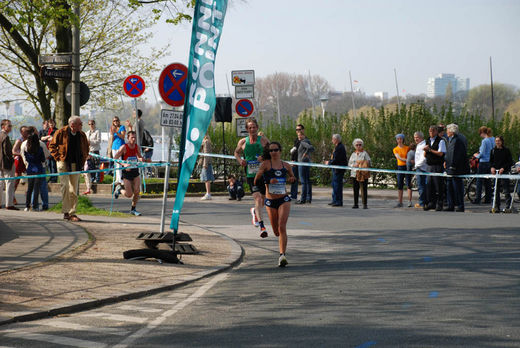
[278, 254, 288, 267]
[251, 207, 259, 227]
[260, 226, 268, 238]
[114, 184, 122, 199]
[130, 209, 142, 216]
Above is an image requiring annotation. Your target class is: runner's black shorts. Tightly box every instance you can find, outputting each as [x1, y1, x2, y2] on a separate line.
[122, 168, 139, 181]
[247, 176, 266, 195]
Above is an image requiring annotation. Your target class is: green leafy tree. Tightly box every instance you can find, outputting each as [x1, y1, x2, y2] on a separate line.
[466, 83, 518, 120]
[0, 0, 190, 126]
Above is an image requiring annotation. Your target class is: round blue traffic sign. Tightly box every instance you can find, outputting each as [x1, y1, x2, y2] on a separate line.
[123, 75, 145, 98]
[158, 63, 188, 107]
[235, 99, 254, 117]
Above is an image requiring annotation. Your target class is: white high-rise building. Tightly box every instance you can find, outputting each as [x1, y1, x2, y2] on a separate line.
[426, 74, 470, 98]
[374, 91, 388, 101]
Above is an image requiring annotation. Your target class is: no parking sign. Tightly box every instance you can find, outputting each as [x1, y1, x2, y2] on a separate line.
[158, 63, 188, 107]
[123, 75, 145, 98]
[235, 99, 254, 117]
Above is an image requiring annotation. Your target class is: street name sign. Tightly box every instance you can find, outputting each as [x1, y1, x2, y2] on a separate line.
[41, 67, 72, 80]
[39, 53, 73, 66]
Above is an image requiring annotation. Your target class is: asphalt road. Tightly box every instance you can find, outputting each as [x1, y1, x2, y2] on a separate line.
[1, 194, 519, 347]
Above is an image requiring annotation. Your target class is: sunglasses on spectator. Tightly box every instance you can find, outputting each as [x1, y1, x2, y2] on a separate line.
[296, 128, 302, 131]
[355, 144, 363, 146]
[269, 148, 280, 152]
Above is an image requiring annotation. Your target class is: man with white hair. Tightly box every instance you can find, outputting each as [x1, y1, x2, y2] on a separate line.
[326, 134, 347, 207]
[444, 123, 469, 212]
[49, 116, 89, 222]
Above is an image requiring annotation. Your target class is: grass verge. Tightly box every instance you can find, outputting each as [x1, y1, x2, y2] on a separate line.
[50, 195, 129, 217]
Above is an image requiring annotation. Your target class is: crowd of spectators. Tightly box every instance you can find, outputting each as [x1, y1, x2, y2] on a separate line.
[1, 116, 519, 216]
[0, 109, 153, 216]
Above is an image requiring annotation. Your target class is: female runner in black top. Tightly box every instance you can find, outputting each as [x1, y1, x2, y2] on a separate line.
[254, 142, 296, 267]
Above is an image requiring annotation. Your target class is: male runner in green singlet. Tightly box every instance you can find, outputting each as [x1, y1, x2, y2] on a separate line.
[234, 118, 270, 238]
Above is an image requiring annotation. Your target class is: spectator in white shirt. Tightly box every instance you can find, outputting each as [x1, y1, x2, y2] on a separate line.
[414, 131, 428, 208]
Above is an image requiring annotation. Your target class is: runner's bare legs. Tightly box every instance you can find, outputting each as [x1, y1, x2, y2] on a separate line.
[253, 191, 264, 224]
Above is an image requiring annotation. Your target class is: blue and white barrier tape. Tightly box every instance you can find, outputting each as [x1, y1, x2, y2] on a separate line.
[0, 161, 164, 182]
[3, 150, 519, 182]
[194, 151, 520, 181]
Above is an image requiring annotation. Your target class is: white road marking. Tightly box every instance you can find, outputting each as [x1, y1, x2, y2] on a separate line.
[3, 330, 107, 348]
[117, 305, 162, 313]
[40, 320, 130, 336]
[81, 313, 148, 324]
[143, 299, 178, 305]
[166, 292, 190, 298]
[113, 272, 229, 348]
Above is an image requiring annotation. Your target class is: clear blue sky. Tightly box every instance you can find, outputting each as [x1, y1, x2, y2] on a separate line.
[152, 0, 519, 97]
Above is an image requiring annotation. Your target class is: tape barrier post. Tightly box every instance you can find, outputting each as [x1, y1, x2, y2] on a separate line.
[491, 174, 499, 212]
[160, 127, 174, 234]
[509, 177, 519, 211]
[110, 162, 116, 214]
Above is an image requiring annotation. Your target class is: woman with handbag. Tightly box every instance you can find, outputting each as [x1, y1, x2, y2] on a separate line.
[21, 133, 46, 211]
[348, 138, 371, 209]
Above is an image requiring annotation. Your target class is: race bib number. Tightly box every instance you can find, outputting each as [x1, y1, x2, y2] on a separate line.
[125, 156, 138, 171]
[269, 177, 286, 195]
[247, 160, 260, 174]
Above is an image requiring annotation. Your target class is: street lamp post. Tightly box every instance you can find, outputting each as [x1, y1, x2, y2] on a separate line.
[320, 96, 328, 119]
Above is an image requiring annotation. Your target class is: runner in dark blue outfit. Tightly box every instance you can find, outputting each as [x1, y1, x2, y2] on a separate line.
[255, 142, 296, 267]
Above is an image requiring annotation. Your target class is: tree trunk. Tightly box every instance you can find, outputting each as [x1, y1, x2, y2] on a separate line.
[55, 0, 72, 127]
[35, 75, 52, 121]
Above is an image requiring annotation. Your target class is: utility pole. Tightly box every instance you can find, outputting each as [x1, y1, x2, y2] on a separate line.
[490, 56, 495, 123]
[71, 1, 80, 116]
[307, 70, 315, 118]
[349, 70, 356, 118]
[275, 72, 281, 125]
[394, 68, 401, 114]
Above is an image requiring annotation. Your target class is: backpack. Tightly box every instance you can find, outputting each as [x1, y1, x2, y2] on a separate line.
[141, 129, 153, 148]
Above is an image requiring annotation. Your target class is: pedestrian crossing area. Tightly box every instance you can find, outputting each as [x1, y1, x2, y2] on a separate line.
[0, 286, 199, 347]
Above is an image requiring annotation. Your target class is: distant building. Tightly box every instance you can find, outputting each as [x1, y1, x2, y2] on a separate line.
[426, 74, 470, 98]
[8, 102, 23, 116]
[374, 91, 388, 101]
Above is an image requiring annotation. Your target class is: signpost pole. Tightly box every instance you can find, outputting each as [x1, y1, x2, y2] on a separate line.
[160, 127, 174, 234]
[134, 100, 144, 193]
[222, 121, 226, 185]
